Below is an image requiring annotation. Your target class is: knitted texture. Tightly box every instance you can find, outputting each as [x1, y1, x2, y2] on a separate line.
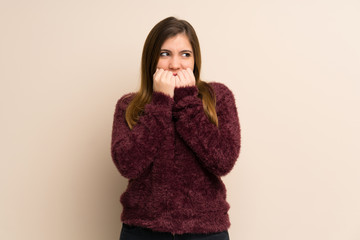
[111, 82, 241, 234]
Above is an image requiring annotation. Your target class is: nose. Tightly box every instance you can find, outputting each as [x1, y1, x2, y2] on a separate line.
[169, 56, 180, 70]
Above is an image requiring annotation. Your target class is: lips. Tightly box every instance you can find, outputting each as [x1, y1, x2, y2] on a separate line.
[173, 73, 177, 76]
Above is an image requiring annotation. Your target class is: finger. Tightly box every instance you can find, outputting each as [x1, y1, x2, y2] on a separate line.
[174, 75, 180, 87]
[170, 75, 176, 85]
[183, 68, 192, 80]
[186, 68, 195, 77]
[181, 69, 192, 86]
[153, 68, 159, 78]
[154, 68, 164, 81]
[186, 68, 195, 85]
[177, 70, 186, 85]
[164, 70, 173, 82]
[159, 70, 168, 82]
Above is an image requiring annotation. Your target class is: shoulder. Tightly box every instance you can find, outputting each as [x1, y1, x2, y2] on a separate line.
[208, 81, 232, 92]
[115, 92, 137, 110]
[208, 81, 236, 101]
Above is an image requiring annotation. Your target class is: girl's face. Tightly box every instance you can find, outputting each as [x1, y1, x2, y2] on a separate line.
[156, 33, 194, 76]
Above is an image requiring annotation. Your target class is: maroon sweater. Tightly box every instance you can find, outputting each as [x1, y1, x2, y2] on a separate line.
[111, 82, 241, 234]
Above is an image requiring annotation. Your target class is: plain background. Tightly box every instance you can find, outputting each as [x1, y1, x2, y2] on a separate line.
[1, 0, 359, 239]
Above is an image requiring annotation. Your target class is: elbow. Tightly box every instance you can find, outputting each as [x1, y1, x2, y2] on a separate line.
[111, 147, 152, 179]
[118, 166, 141, 180]
[111, 147, 136, 179]
[119, 162, 153, 180]
[207, 142, 240, 177]
[210, 157, 237, 177]
[111, 151, 141, 179]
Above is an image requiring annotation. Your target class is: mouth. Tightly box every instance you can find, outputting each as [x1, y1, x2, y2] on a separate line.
[173, 73, 177, 76]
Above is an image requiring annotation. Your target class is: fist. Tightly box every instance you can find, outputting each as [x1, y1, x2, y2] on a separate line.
[153, 69, 177, 98]
[175, 68, 196, 88]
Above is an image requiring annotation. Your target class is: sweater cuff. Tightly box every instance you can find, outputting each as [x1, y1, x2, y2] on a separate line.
[151, 91, 174, 105]
[145, 91, 174, 117]
[174, 86, 199, 102]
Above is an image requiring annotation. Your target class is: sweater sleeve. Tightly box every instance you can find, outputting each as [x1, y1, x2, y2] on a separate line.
[111, 91, 174, 179]
[172, 82, 241, 176]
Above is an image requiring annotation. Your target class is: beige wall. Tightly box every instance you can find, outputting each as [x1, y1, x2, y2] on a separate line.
[1, 0, 359, 239]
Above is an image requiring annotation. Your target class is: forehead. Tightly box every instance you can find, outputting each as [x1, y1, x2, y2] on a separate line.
[161, 33, 192, 50]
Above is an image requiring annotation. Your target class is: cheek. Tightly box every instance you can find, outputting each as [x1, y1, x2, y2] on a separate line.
[156, 59, 167, 69]
[184, 59, 195, 70]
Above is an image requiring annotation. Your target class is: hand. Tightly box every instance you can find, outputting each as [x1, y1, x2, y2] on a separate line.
[153, 68, 177, 98]
[175, 68, 196, 88]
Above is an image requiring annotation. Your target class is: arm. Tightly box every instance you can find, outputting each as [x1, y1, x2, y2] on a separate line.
[111, 91, 174, 179]
[172, 82, 241, 176]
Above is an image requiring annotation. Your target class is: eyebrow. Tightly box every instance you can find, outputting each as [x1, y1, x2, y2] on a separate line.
[160, 49, 193, 53]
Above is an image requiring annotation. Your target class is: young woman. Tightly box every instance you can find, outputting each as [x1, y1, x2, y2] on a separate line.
[111, 16, 241, 240]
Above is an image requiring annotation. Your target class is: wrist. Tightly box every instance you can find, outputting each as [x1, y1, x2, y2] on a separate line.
[174, 85, 198, 102]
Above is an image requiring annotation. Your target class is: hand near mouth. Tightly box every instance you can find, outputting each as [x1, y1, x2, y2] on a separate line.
[175, 68, 196, 88]
[153, 68, 177, 98]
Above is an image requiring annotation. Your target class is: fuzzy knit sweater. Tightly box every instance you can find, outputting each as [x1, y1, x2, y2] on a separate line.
[111, 82, 241, 235]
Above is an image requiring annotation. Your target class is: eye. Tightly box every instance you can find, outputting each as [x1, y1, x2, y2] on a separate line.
[182, 53, 191, 57]
[160, 52, 170, 57]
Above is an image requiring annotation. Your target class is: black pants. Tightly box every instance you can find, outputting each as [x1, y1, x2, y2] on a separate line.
[120, 223, 230, 240]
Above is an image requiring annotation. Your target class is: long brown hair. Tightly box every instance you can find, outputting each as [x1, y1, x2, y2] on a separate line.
[125, 16, 218, 129]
